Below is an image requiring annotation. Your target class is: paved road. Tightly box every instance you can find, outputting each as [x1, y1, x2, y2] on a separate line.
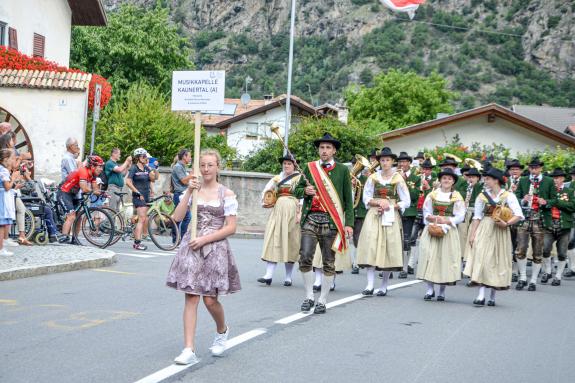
[1, 239, 574, 383]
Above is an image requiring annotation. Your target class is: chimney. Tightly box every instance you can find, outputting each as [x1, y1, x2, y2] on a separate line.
[264, 94, 273, 105]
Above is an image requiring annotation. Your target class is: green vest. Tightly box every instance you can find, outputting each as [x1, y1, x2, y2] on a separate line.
[514, 175, 554, 217]
[455, 176, 468, 197]
[354, 174, 369, 219]
[403, 170, 422, 217]
[294, 162, 355, 229]
[463, 182, 483, 208]
[542, 185, 575, 230]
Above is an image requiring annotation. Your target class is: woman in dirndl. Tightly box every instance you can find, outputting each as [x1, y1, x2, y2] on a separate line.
[417, 168, 465, 301]
[356, 147, 410, 297]
[464, 168, 524, 306]
[258, 155, 302, 286]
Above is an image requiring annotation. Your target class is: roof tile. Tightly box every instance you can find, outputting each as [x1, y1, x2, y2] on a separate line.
[0, 69, 90, 91]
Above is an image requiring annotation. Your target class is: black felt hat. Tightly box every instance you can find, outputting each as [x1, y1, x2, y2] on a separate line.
[438, 157, 458, 167]
[376, 147, 397, 160]
[466, 168, 481, 178]
[414, 151, 425, 160]
[397, 151, 412, 162]
[437, 168, 459, 183]
[483, 167, 506, 185]
[278, 154, 297, 165]
[369, 148, 379, 158]
[421, 159, 435, 169]
[527, 157, 544, 167]
[549, 168, 567, 177]
[506, 159, 524, 170]
[313, 132, 341, 150]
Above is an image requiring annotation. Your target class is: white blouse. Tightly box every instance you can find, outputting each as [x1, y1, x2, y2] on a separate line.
[422, 190, 466, 228]
[472, 189, 524, 220]
[188, 195, 238, 216]
[260, 172, 300, 203]
[362, 171, 411, 213]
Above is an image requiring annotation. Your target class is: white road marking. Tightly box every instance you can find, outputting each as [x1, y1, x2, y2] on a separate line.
[116, 253, 156, 258]
[224, 328, 267, 350]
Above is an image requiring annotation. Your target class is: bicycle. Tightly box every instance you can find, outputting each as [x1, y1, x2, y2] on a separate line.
[52, 192, 116, 248]
[102, 192, 180, 251]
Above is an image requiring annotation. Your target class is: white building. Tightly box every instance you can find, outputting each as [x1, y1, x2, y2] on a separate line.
[0, 0, 106, 179]
[198, 94, 338, 158]
[379, 103, 575, 155]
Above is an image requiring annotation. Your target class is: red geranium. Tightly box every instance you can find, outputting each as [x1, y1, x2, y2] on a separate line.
[0, 46, 111, 110]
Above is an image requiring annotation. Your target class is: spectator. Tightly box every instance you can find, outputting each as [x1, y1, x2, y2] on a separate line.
[0, 149, 17, 256]
[0, 122, 11, 135]
[171, 149, 193, 242]
[105, 148, 132, 211]
[61, 137, 81, 182]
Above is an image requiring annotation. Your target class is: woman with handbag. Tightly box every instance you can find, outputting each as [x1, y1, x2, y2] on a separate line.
[356, 147, 411, 296]
[417, 168, 465, 301]
[464, 168, 524, 306]
[258, 155, 302, 286]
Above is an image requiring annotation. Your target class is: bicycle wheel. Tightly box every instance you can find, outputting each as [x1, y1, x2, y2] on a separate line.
[74, 207, 115, 248]
[24, 209, 36, 240]
[98, 207, 125, 246]
[148, 212, 180, 251]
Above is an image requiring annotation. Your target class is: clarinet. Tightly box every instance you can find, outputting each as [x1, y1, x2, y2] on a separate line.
[523, 181, 535, 219]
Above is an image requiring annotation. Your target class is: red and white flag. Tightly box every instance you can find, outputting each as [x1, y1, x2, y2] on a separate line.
[379, 0, 426, 20]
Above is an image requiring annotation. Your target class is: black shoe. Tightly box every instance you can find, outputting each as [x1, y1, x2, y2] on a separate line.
[378, 272, 384, 279]
[257, 277, 272, 286]
[511, 273, 518, 283]
[515, 280, 526, 290]
[58, 235, 70, 244]
[551, 278, 561, 286]
[564, 270, 575, 278]
[541, 273, 551, 284]
[424, 291, 435, 301]
[527, 261, 532, 266]
[300, 299, 315, 312]
[487, 300, 496, 307]
[466, 280, 473, 287]
[398, 271, 408, 279]
[362, 288, 374, 296]
[473, 298, 485, 306]
[407, 266, 414, 275]
[351, 266, 359, 275]
[283, 280, 292, 287]
[330, 283, 335, 292]
[313, 285, 321, 293]
[313, 303, 326, 314]
[437, 296, 445, 302]
[527, 283, 536, 291]
[389, 272, 393, 279]
[376, 289, 387, 297]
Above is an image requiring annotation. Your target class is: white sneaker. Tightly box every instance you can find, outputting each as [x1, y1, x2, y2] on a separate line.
[4, 239, 19, 247]
[0, 248, 14, 256]
[210, 327, 229, 357]
[174, 348, 199, 365]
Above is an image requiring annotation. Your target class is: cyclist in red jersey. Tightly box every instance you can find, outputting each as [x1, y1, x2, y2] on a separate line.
[57, 155, 104, 244]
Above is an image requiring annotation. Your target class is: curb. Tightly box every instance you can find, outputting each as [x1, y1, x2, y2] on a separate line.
[232, 232, 264, 239]
[0, 250, 118, 282]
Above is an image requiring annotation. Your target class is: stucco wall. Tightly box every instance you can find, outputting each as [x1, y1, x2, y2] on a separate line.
[0, 87, 88, 180]
[0, 0, 72, 66]
[384, 115, 567, 155]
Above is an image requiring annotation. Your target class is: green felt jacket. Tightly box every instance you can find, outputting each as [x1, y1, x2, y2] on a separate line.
[354, 173, 369, 219]
[464, 182, 483, 208]
[542, 185, 575, 230]
[403, 169, 422, 217]
[294, 161, 354, 229]
[454, 177, 469, 197]
[514, 175, 554, 217]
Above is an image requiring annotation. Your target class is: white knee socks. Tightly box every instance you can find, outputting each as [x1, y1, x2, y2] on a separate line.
[378, 271, 390, 293]
[517, 258, 528, 281]
[543, 258, 552, 275]
[555, 260, 566, 280]
[284, 263, 294, 282]
[426, 281, 435, 295]
[568, 249, 575, 272]
[365, 267, 375, 290]
[319, 275, 334, 305]
[301, 271, 315, 300]
[489, 288, 496, 301]
[438, 285, 446, 297]
[477, 286, 486, 301]
[530, 263, 542, 284]
[351, 246, 358, 268]
[314, 269, 322, 287]
[408, 251, 418, 269]
[263, 262, 277, 279]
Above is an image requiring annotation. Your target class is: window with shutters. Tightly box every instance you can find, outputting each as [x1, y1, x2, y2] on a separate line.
[33, 33, 45, 58]
[0, 22, 6, 46]
[8, 27, 17, 50]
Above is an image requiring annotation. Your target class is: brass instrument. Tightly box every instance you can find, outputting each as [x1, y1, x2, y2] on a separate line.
[444, 153, 462, 163]
[269, 123, 310, 186]
[464, 157, 483, 171]
[351, 154, 371, 208]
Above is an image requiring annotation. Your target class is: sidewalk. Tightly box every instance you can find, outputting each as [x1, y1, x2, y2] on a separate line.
[0, 244, 117, 281]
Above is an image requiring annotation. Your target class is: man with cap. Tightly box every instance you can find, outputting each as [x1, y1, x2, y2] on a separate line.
[414, 152, 425, 167]
[514, 157, 554, 291]
[396, 151, 420, 278]
[459, 167, 483, 264]
[506, 159, 524, 281]
[540, 168, 575, 286]
[294, 133, 354, 314]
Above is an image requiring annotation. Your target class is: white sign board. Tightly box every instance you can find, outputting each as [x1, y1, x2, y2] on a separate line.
[171, 70, 225, 112]
[93, 83, 102, 122]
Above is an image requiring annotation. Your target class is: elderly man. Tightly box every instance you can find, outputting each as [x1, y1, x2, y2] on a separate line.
[0, 122, 11, 134]
[61, 137, 81, 182]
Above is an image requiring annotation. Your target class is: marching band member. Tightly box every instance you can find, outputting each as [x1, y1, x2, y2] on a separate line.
[514, 157, 554, 291]
[459, 167, 482, 263]
[417, 168, 465, 301]
[396, 151, 420, 279]
[294, 133, 354, 315]
[506, 159, 524, 282]
[540, 168, 575, 286]
[465, 168, 523, 306]
[356, 147, 410, 296]
[258, 155, 302, 286]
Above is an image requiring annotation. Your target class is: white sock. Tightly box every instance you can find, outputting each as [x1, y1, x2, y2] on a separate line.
[331, 274, 336, 289]
[301, 271, 315, 300]
[426, 282, 435, 295]
[314, 269, 323, 287]
[530, 263, 542, 284]
[512, 261, 518, 274]
[438, 285, 446, 297]
[568, 249, 575, 272]
[379, 271, 390, 292]
[365, 267, 375, 290]
[477, 286, 486, 301]
[318, 275, 334, 305]
[489, 288, 496, 301]
[408, 251, 417, 268]
[351, 246, 358, 267]
[543, 258, 552, 275]
[263, 262, 277, 279]
[555, 260, 566, 280]
[403, 250, 409, 272]
[517, 258, 528, 281]
[284, 263, 294, 282]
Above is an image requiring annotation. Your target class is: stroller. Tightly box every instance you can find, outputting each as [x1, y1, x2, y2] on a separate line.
[18, 180, 53, 244]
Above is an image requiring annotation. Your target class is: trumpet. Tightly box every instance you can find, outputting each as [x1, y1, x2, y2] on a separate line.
[464, 157, 483, 171]
[351, 154, 371, 208]
[444, 153, 462, 163]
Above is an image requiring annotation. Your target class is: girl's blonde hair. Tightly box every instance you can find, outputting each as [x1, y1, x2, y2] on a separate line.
[200, 149, 222, 167]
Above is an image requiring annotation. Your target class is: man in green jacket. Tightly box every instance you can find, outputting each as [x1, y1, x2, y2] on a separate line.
[294, 133, 354, 314]
[514, 157, 554, 291]
[541, 168, 575, 286]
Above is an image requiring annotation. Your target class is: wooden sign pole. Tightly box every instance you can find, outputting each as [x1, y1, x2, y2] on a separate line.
[189, 111, 201, 239]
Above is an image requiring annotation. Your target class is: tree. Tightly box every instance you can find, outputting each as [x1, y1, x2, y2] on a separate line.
[242, 117, 381, 174]
[90, 82, 235, 166]
[345, 70, 456, 134]
[71, 4, 193, 96]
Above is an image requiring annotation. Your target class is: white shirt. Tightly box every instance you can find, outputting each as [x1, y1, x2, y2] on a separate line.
[362, 170, 411, 213]
[422, 190, 465, 228]
[473, 189, 524, 220]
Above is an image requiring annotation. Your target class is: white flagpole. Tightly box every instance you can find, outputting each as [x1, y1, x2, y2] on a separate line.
[284, 0, 296, 155]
